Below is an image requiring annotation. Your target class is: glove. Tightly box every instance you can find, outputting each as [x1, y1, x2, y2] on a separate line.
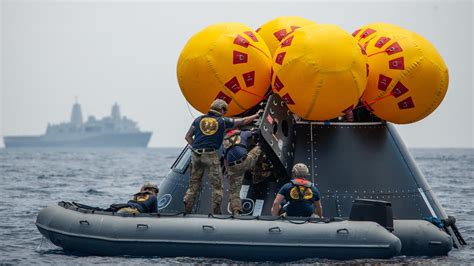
[256, 109, 264, 118]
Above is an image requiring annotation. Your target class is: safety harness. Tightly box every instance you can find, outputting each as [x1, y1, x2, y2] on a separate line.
[223, 130, 247, 157]
[128, 191, 153, 213]
[290, 178, 313, 201]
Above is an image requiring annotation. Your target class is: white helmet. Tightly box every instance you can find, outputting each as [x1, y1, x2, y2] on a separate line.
[291, 163, 310, 179]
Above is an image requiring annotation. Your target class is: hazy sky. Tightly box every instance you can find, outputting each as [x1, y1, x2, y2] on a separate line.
[1, 0, 473, 148]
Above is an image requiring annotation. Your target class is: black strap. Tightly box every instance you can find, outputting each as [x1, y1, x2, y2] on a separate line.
[105, 203, 129, 212]
[297, 185, 305, 201]
[195, 148, 215, 153]
[228, 154, 248, 166]
[129, 200, 150, 213]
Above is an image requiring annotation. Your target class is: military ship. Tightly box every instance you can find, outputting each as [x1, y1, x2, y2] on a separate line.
[3, 102, 152, 148]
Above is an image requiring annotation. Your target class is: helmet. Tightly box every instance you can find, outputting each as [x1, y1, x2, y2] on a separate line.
[140, 182, 159, 193]
[210, 99, 228, 112]
[291, 163, 310, 179]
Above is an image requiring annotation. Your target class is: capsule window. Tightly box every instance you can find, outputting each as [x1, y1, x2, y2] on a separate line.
[172, 146, 191, 173]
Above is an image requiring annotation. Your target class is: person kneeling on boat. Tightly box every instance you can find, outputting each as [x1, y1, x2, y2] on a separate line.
[117, 182, 159, 214]
[223, 128, 262, 216]
[271, 163, 323, 218]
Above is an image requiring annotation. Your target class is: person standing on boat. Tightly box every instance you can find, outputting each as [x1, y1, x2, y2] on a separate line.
[223, 128, 262, 216]
[183, 99, 262, 214]
[271, 163, 323, 217]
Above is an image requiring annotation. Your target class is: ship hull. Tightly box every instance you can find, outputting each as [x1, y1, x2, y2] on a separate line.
[3, 132, 152, 148]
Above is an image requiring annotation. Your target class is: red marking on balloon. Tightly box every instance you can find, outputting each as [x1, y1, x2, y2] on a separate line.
[290, 26, 300, 31]
[216, 91, 232, 104]
[389, 57, 405, 70]
[225, 77, 241, 93]
[273, 76, 284, 92]
[391, 82, 409, 98]
[386, 42, 403, 55]
[275, 52, 286, 65]
[375, 37, 391, 48]
[366, 64, 370, 77]
[352, 29, 361, 37]
[242, 71, 255, 87]
[360, 28, 376, 39]
[282, 93, 295, 105]
[358, 43, 367, 55]
[274, 29, 288, 41]
[378, 74, 392, 91]
[244, 31, 258, 42]
[398, 97, 415, 109]
[281, 35, 294, 47]
[233, 35, 249, 48]
[233, 51, 248, 64]
[363, 100, 375, 111]
[270, 67, 274, 79]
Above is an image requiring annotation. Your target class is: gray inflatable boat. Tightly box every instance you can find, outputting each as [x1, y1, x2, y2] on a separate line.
[35, 201, 452, 261]
[35, 94, 464, 260]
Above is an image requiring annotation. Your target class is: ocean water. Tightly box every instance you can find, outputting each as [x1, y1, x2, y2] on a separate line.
[0, 148, 472, 264]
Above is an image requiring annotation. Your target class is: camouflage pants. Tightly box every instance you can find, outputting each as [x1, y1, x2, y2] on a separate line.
[226, 146, 262, 213]
[116, 207, 140, 214]
[184, 151, 223, 214]
[251, 153, 274, 184]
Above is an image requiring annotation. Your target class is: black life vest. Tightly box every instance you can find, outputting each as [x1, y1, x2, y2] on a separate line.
[128, 191, 153, 213]
[289, 178, 313, 201]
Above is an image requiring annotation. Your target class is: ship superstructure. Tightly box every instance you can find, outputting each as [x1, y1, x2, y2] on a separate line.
[4, 102, 152, 148]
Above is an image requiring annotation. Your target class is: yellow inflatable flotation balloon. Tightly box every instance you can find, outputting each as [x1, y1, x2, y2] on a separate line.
[272, 24, 368, 121]
[177, 23, 272, 116]
[257, 16, 317, 57]
[353, 23, 449, 124]
[352, 22, 403, 40]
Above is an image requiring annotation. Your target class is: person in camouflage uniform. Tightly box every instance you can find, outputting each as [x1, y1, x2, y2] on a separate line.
[223, 129, 262, 215]
[183, 99, 262, 214]
[186, 149, 223, 214]
[251, 153, 274, 184]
